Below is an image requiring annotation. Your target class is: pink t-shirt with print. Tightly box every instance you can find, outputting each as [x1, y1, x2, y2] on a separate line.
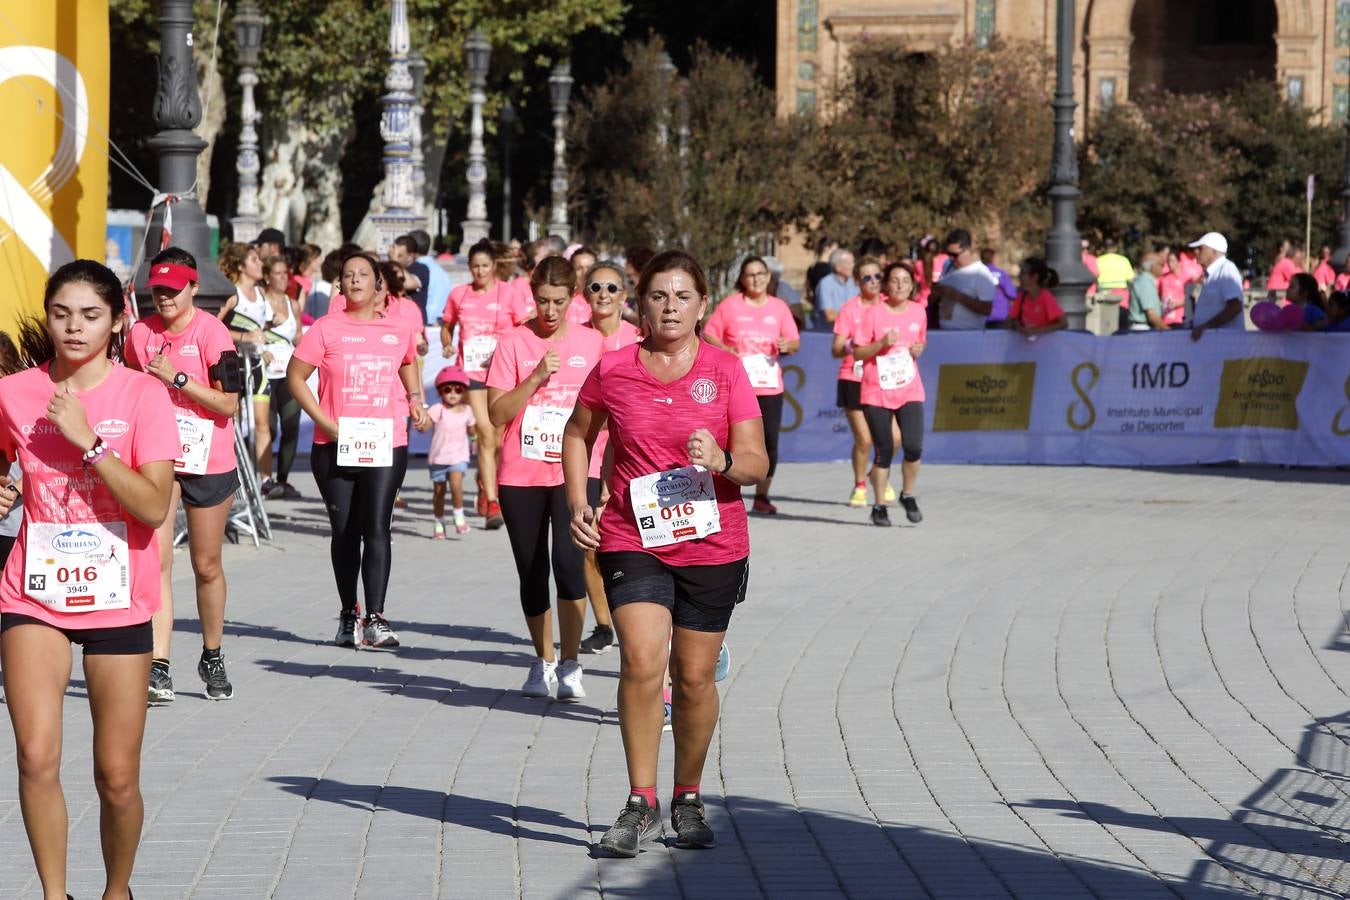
[0, 363, 180, 629]
[577, 342, 762, 566]
[702, 293, 800, 396]
[442, 281, 527, 379]
[291, 311, 419, 447]
[856, 301, 927, 409]
[585, 321, 642, 479]
[831, 295, 879, 383]
[326, 294, 425, 418]
[486, 323, 605, 488]
[426, 403, 475, 466]
[125, 309, 239, 475]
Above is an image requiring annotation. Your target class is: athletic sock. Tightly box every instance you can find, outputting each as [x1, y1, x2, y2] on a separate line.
[201, 647, 220, 658]
[673, 783, 700, 800]
[630, 785, 657, 806]
[854, 480, 865, 488]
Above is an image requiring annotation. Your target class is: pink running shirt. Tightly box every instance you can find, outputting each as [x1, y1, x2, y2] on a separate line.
[856, 301, 927, 410]
[442, 281, 527, 379]
[1267, 257, 1300, 291]
[486, 323, 605, 488]
[426, 403, 475, 466]
[1009, 289, 1065, 330]
[327, 294, 425, 418]
[291, 311, 419, 447]
[585, 321, 642, 479]
[566, 294, 592, 324]
[832, 295, 877, 383]
[578, 342, 761, 566]
[0, 363, 181, 629]
[125, 309, 239, 475]
[702, 293, 800, 396]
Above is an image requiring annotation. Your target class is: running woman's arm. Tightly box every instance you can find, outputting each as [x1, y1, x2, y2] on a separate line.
[139, 353, 239, 418]
[0, 473, 16, 519]
[487, 349, 558, 427]
[688, 420, 768, 487]
[286, 358, 338, 439]
[563, 401, 607, 551]
[852, 330, 897, 361]
[217, 293, 237, 323]
[400, 361, 431, 431]
[830, 333, 852, 359]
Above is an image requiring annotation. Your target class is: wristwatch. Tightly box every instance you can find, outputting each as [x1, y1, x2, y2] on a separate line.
[720, 449, 734, 474]
[172, 371, 189, 390]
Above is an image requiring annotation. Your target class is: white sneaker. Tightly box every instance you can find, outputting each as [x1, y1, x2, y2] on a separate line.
[522, 658, 557, 698]
[556, 659, 586, 700]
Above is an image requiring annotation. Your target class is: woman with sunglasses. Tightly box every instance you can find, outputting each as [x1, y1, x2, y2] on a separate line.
[703, 255, 799, 514]
[567, 246, 601, 324]
[259, 254, 305, 499]
[832, 255, 898, 508]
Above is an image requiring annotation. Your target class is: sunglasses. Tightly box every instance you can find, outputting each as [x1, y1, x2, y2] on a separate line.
[437, 384, 465, 394]
[588, 281, 622, 295]
[860, 274, 882, 283]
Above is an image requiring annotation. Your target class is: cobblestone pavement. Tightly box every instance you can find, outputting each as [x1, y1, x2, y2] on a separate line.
[1, 463, 1349, 899]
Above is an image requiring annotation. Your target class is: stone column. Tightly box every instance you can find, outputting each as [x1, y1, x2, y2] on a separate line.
[370, 0, 423, 255]
[230, 0, 264, 244]
[547, 60, 572, 242]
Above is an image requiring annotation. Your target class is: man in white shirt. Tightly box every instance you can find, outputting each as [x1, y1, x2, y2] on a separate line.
[931, 228, 996, 330]
[1187, 231, 1245, 341]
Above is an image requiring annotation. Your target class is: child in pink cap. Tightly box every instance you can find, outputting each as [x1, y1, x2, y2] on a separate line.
[427, 365, 475, 537]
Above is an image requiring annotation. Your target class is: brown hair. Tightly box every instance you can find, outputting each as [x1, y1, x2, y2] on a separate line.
[637, 250, 709, 299]
[379, 260, 406, 296]
[263, 254, 289, 277]
[218, 241, 258, 283]
[341, 250, 385, 289]
[856, 255, 883, 275]
[735, 255, 770, 293]
[881, 260, 918, 300]
[529, 255, 576, 295]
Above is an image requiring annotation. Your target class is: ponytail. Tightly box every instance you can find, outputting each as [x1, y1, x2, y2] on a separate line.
[1021, 257, 1058, 290]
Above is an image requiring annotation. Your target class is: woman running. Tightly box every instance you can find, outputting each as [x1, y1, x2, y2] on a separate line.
[126, 248, 242, 702]
[703, 255, 799, 514]
[564, 249, 768, 857]
[259, 254, 305, 498]
[288, 251, 429, 649]
[440, 239, 529, 530]
[0, 260, 179, 900]
[852, 261, 928, 527]
[832, 255, 897, 508]
[576, 261, 641, 656]
[486, 256, 605, 699]
[217, 242, 272, 481]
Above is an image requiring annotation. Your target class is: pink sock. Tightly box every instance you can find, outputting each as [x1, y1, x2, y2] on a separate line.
[630, 786, 657, 806]
[673, 783, 700, 800]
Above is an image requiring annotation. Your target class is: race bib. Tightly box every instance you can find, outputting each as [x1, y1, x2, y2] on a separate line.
[629, 465, 721, 549]
[24, 521, 131, 612]
[337, 417, 394, 467]
[520, 405, 569, 462]
[877, 351, 916, 390]
[264, 343, 293, 380]
[852, 359, 864, 379]
[742, 353, 780, 389]
[174, 413, 213, 475]
[462, 334, 497, 373]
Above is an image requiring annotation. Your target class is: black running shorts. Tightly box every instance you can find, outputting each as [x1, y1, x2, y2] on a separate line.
[597, 551, 748, 633]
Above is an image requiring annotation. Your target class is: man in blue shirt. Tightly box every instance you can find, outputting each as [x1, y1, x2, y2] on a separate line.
[812, 248, 857, 330]
[409, 229, 453, 325]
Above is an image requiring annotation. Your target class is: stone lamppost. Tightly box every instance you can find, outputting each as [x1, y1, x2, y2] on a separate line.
[409, 49, 428, 226]
[461, 28, 492, 247]
[500, 99, 516, 242]
[230, 0, 264, 245]
[547, 59, 573, 241]
[370, 0, 423, 255]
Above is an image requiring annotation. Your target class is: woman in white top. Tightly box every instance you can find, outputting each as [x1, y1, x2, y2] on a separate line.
[218, 242, 273, 478]
[261, 254, 305, 499]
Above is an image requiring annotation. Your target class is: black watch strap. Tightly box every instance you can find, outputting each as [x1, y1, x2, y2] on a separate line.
[720, 449, 733, 474]
[173, 371, 189, 389]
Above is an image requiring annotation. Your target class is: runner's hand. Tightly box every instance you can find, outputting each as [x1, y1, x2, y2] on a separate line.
[146, 352, 180, 386]
[531, 349, 561, 386]
[687, 428, 723, 470]
[910, 341, 925, 358]
[410, 404, 432, 432]
[318, 416, 340, 441]
[570, 505, 601, 551]
[47, 385, 96, 451]
[882, 328, 900, 347]
[0, 476, 16, 519]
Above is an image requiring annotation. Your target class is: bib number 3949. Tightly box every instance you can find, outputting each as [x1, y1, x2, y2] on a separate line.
[337, 417, 394, 467]
[520, 405, 569, 462]
[174, 413, 213, 475]
[629, 465, 721, 549]
[24, 521, 131, 612]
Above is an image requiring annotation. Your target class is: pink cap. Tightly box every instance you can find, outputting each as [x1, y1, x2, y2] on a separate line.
[434, 365, 469, 388]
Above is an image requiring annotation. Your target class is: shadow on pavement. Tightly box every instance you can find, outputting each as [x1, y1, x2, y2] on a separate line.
[1144, 464, 1350, 487]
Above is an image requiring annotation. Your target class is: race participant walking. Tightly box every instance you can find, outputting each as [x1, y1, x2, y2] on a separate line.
[426, 365, 476, 538]
[126, 248, 242, 702]
[702, 255, 799, 514]
[577, 261, 641, 655]
[0, 259, 178, 900]
[440, 239, 530, 529]
[564, 249, 769, 857]
[486, 256, 605, 699]
[259, 254, 305, 498]
[217, 242, 272, 477]
[852, 261, 928, 527]
[288, 251, 429, 649]
[832, 255, 897, 508]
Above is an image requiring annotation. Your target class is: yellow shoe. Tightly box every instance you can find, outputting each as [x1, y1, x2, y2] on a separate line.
[848, 486, 867, 507]
[883, 485, 897, 504]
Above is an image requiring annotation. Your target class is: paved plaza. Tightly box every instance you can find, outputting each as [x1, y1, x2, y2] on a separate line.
[1, 462, 1348, 899]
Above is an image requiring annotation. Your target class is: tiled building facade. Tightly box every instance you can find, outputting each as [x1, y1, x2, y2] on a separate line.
[777, 1, 1350, 126]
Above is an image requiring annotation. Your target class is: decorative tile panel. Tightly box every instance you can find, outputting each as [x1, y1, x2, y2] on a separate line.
[975, 0, 996, 49]
[798, 0, 818, 53]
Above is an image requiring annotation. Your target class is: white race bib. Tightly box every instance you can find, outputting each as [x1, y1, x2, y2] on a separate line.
[629, 465, 721, 549]
[337, 417, 394, 467]
[742, 353, 780, 389]
[264, 343, 293, 380]
[876, 351, 916, 390]
[462, 334, 497, 373]
[174, 413, 213, 475]
[852, 359, 864, 379]
[520, 405, 569, 462]
[24, 521, 131, 612]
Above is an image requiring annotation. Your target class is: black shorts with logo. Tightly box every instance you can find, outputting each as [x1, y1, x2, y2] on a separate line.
[597, 551, 748, 633]
[177, 469, 239, 509]
[1, 612, 153, 655]
[836, 379, 863, 412]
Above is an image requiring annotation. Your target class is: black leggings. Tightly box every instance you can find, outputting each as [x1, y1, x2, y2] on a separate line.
[498, 484, 587, 617]
[864, 402, 924, 466]
[310, 443, 408, 616]
[269, 377, 301, 483]
[757, 393, 784, 479]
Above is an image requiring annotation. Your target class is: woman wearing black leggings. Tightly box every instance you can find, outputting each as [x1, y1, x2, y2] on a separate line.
[262, 275, 303, 499]
[288, 251, 429, 647]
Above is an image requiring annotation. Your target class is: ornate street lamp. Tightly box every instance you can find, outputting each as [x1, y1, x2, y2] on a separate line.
[409, 49, 428, 223]
[547, 59, 573, 241]
[500, 99, 516, 241]
[461, 28, 492, 247]
[230, 0, 264, 244]
[1330, 116, 1350, 275]
[370, 0, 423, 255]
[1043, 0, 1095, 330]
[135, 0, 235, 315]
[655, 50, 676, 150]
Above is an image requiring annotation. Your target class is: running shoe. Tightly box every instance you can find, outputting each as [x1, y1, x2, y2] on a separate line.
[598, 795, 661, 858]
[335, 611, 358, 647]
[579, 623, 616, 654]
[147, 660, 174, 703]
[715, 643, 731, 682]
[198, 649, 234, 701]
[260, 478, 276, 497]
[751, 496, 777, 515]
[485, 501, 504, 530]
[671, 791, 716, 849]
[280, 482, 302, 500]
[266, 481, 287, 500]
[556, 659, 586, 700]
[433, 521, 446, 540]
[900, 494, 923, 524]
[870, 504, 891, 527]
[848, 486, 867, 507]
[453, 512, 470, 535]
[522, 658, 557, 698]
[883, 484, 897, 504]
[363, 614, 400, 648]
